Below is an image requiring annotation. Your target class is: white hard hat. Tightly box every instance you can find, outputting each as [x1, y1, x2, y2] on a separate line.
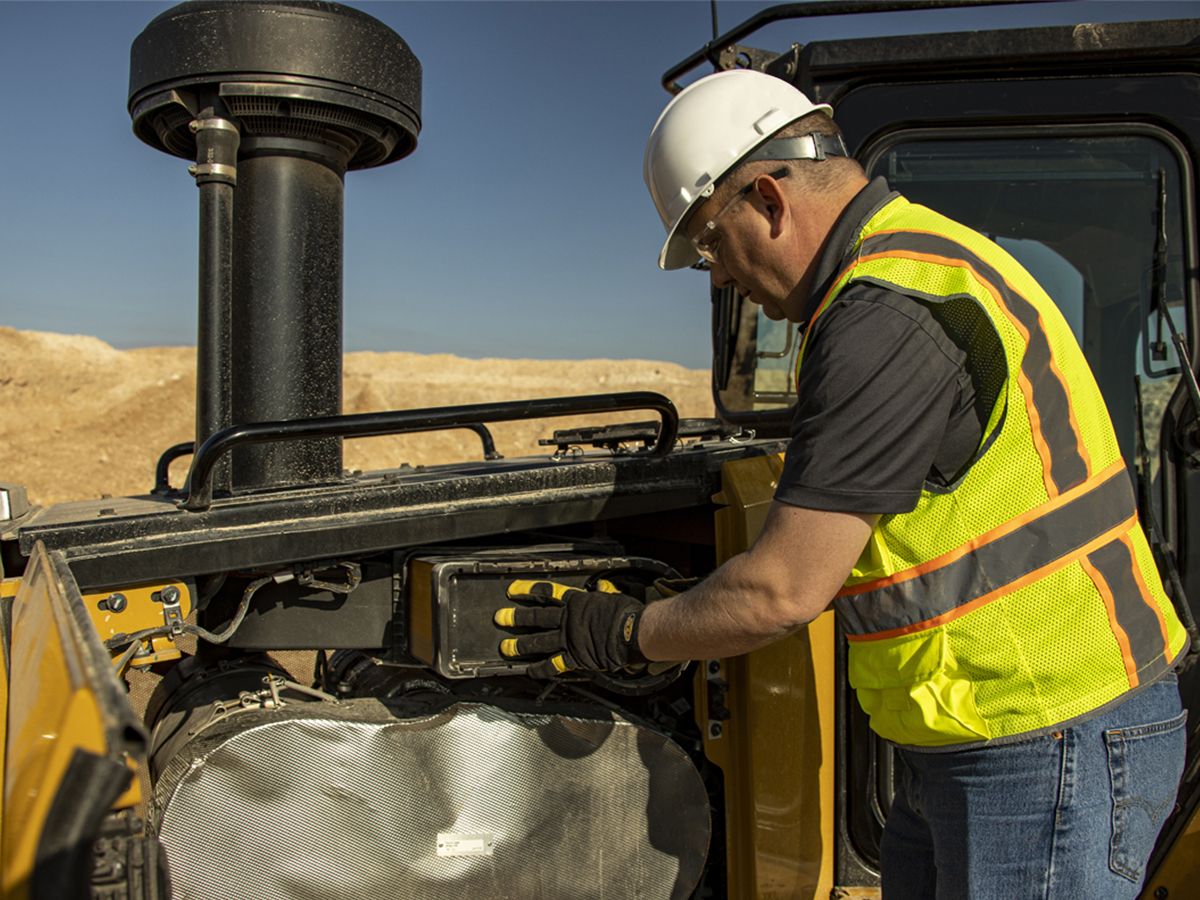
[644, 69, 833, 270]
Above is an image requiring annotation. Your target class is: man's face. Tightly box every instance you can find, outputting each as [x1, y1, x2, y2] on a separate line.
[684, 173, 818, 323]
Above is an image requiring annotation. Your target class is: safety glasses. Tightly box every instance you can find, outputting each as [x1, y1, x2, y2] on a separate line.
[689, 167, 789, 266]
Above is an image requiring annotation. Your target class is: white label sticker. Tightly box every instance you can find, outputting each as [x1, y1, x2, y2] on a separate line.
[437, 831, 495, 857]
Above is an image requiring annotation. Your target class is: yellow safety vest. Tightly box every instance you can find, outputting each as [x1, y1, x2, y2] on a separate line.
[796, 195, 1188, 748]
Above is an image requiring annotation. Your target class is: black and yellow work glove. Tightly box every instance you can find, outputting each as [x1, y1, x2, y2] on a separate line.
[496, 579, 647, 678]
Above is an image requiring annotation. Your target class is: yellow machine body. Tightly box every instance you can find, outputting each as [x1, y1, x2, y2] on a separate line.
[2, 543, 145, 899]
[708, 453, 842, 898]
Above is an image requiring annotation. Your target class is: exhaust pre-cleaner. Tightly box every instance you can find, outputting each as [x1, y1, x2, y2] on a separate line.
[127, 0, 422, 495]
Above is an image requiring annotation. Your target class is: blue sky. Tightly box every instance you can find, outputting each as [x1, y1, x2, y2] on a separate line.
[1, 0, 1196, 367]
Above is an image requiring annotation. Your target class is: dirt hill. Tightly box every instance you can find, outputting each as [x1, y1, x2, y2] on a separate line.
[0, 327, 713, 507]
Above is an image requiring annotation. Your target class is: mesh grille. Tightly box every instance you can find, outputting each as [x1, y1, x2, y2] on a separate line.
[142, 95, 398, 169]
[224, 95, 391, 166]
[155, 701, 709, 899]
[225, 96, 384, 136]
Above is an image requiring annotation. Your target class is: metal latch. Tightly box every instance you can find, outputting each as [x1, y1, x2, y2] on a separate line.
[194, 674, 337, 735]
[160, 584, 186, 635]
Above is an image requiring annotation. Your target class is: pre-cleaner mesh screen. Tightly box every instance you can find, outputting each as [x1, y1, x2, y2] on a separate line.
[155, 701, 709, 899]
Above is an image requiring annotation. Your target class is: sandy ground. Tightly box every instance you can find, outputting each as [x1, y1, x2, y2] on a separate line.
[0, 326, 713, 507]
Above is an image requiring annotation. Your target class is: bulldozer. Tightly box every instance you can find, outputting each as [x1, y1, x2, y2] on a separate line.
[3, 1, 1200, 897]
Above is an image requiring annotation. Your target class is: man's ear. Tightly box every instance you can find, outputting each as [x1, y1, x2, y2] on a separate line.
[754, 173, 788, 238]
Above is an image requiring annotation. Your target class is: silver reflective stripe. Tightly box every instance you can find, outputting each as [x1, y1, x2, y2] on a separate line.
[1085, 536, 1171, 684]
[835, 464, 1136, 637]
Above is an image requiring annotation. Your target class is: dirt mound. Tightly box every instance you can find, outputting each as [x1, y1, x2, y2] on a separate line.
[0, 327, 712, 506]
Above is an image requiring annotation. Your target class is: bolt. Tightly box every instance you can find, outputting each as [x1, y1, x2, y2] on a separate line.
[708, 722, 723, 739]
[1155, 888, 1168, 899]
[98, 507, 116, 516]
[188, 164, 198, 176]
[161, 585, 181, 605]
[106, 593, 127, 613]
[189, 120, 200, 133]
[707, 660, 720, 676]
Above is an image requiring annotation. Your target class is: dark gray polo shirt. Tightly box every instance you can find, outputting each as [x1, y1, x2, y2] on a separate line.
[775, 178, 985, 514]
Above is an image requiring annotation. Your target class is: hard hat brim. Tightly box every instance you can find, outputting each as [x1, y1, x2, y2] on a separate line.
[659, 225, 701, 271]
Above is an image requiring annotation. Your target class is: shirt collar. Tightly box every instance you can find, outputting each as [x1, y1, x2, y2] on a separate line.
[800, 176, 898, 323]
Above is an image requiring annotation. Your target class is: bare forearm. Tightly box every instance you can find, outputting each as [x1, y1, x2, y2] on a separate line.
[635, 501, 876, 663]
[638, 551, 807, 661]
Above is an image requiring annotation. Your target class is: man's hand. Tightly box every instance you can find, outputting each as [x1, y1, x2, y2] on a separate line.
[495, 580, 646, 678]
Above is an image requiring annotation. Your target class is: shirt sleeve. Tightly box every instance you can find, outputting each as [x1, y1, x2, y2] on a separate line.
[774, 285, 968, 515]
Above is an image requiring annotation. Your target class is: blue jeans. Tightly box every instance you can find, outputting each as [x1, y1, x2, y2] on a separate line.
[880, 676, 1186, 899]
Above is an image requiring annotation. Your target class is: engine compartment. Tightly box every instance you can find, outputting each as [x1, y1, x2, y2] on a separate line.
[97, 527, 728, 898]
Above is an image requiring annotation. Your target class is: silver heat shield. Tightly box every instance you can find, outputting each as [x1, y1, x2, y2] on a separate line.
[153, 699, 710, 899]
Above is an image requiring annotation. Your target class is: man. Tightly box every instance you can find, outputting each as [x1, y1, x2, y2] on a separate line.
[496, 70, 1188, 897]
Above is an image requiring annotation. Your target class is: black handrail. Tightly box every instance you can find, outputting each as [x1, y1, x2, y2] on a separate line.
[153, 421, 504, 495]
[465, 423, 504, 462]
[153, 442, 197, 495]
[179, 392, 679, 511]
[661, 0, 1057, 93]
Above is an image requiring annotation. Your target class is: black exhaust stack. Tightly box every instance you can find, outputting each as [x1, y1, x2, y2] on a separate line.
[128, 1, 421, 494]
